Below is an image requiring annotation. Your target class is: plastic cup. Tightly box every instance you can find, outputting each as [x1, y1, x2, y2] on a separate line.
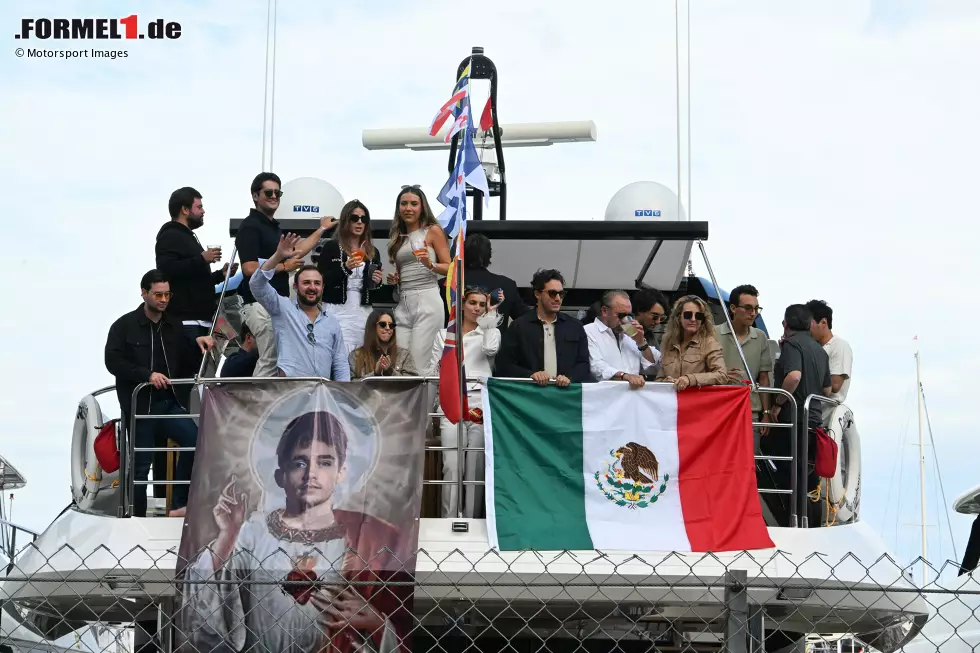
[621, 317, 638, 337]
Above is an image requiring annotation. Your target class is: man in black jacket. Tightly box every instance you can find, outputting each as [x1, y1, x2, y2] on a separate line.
[156, 187, 237, 385]
[495, 268, 592, 387]
[104, 269, 215, 518]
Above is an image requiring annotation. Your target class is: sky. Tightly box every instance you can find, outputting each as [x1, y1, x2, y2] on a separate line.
[1, 0, 978, 579]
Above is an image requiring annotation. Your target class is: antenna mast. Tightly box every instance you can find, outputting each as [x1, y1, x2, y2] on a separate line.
[915, 350, 927, 585]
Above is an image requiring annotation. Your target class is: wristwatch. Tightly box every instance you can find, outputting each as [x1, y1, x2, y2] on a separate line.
[638, 343, 650, 351]
[613, 372, 625, 380]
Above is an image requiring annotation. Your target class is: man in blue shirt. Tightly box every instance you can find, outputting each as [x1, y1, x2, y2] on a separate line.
[249, 234, 351, 380]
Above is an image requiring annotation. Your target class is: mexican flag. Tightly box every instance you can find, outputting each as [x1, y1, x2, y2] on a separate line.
[482, 379, 775, 552]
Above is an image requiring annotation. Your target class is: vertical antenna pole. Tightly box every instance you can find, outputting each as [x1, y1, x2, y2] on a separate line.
[674, 0, 683, 222]
[916, 350, 928, 585]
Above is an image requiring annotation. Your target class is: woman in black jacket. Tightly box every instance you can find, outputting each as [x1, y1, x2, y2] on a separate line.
[316, 199, 383, 355]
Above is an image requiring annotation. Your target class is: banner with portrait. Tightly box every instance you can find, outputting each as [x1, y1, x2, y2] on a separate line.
[175, 378, 427, 653]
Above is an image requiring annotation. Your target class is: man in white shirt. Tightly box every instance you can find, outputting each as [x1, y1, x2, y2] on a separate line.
[585, 290, 661, 388]
[806, 299, 853, 422]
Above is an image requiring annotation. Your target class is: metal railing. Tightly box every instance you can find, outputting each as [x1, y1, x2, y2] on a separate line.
[116, 376, 803, 525]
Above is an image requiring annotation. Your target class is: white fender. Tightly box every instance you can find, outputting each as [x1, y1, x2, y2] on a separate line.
[70, 395, 108, 511]
[824, 404, 861, 523]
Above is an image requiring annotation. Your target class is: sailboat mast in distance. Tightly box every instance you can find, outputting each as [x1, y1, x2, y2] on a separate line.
[915, 349, 927, 585]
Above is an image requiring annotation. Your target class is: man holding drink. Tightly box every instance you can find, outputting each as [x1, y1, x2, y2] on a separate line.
[583, 289, 661, 388]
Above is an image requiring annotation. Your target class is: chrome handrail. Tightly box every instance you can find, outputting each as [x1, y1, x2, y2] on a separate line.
[1, 518, 39, 574]
[118, 377, 800, 525]
[751, 387, 799, 527]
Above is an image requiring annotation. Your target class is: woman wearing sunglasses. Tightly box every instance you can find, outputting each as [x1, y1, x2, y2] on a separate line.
[348, 309, 417, 379]
[316, 200, 384, 356]
[385, 185, 452, 370]
[423, 286, 502, 518]
[656, 295, 729, 390]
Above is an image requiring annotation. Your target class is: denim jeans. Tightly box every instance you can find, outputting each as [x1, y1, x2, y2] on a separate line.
[128, 395, 198, 517]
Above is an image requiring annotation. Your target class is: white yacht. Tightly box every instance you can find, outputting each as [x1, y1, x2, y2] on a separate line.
[0, 48, 930, 652]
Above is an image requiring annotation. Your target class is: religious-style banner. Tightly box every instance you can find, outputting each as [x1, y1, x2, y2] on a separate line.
[176, 379, 427, 653]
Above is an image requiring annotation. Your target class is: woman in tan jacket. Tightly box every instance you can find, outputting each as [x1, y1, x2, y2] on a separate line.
[656, 295, 729, 390]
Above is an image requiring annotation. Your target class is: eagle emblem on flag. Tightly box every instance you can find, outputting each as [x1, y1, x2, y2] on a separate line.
[594, 442, 670, 509]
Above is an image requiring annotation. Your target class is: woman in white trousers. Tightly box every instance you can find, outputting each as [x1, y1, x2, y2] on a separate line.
[425, 287, 503, 518]
[385, 185, 452, 372]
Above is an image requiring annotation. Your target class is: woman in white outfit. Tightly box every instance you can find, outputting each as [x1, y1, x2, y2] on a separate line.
[316, 200, 383, 357]
[385, 185, 451, 371]
[424, 287, 502, 519]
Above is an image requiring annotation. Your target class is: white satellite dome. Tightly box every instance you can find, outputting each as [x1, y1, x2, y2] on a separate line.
[604, 180, 688, 222]
[604, 181, 692, 292]
[280, 177, 345, 220]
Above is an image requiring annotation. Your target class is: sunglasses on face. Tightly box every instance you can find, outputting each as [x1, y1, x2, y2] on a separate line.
[615, 311, 632, 321]
[682, 311, 706, 322]
[377, 320, 395, 329]
[261, 189, 283, 199]
[349, 214, 367, 223]
[543, 289, 566, 299]
[650, 312, 667, 324]
[149, 291, 172, 299]
[306, 322, 316, 345]
[736, 304, 762, 313]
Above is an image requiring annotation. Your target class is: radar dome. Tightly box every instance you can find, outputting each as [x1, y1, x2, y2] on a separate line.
[604, 181, 692, 292]
[280, 177, 345, 220]
[604, 181, 687, 222]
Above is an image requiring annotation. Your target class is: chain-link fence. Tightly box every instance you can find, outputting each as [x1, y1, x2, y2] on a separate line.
[3, 538, 978, 653]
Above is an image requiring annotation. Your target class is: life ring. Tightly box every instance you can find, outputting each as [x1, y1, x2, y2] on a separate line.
[70, 395, 114, 512]
[823, 404, 861, 523]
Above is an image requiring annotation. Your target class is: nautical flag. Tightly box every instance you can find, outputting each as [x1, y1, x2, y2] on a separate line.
[478, 97, 493, 132]
[444, 104, 470, 144]
[482, 381, 775, 552]
[439, 243, 467, 425]
[450, 62, 471, 119]
[437, 125, 490, 215]
[428, 89, 467, 137]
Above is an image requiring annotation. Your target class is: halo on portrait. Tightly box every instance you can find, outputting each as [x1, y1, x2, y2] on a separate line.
[248, 382, 381, 514]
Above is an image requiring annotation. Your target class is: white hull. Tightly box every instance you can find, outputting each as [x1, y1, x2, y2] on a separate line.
[1, 508, 929, 650]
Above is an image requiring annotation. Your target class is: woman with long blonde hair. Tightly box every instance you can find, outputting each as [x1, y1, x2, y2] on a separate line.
[316, 199, 383, 355]
[384, 185, 452, 370]
[656, 294, 729, 390]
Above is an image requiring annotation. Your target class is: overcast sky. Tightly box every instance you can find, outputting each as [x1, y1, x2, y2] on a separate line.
[1, 0, 978, 577]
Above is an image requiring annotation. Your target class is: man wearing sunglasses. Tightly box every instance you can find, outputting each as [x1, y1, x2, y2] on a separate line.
[236, 172, 338, 377]
[716, 284, 774, 436]
[249, 233, 350, 381]
[585, 290, 661, 388]
[496, 268, 592, 387]
[104, 269, 215, 517]
[631, 287, 669, 352]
